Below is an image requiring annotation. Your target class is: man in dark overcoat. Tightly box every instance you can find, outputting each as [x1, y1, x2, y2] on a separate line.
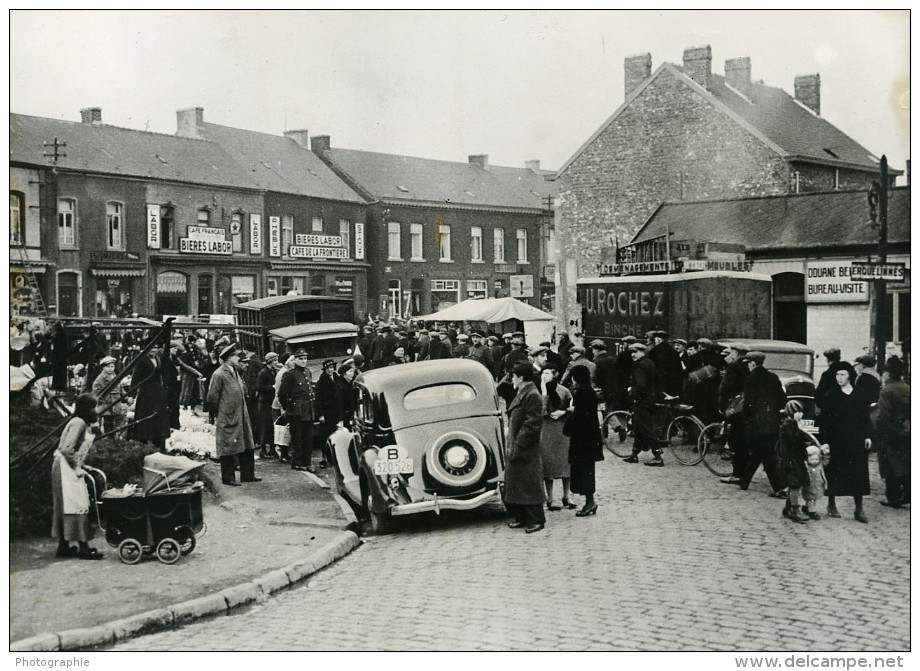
[613, 335, 637, 411]
[207, 343, 259, 486]
[590, 339, 618, 415]
[255, 352, 281, 459]
[623, 343, 663, 466]
[130, 343, 169, 452]
[278, 347, 318, 472]
[718, 344, 750, 485]
[503, 362, 546, 533]
[876, 357, 911, 507]
[648, 331, 683, 398]
[735, 351, 786, 494]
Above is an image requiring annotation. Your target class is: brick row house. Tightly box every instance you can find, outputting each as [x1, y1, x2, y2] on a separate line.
[10, 107, 555, 322]
[310, 138, 557, 318]
[553, 45, 902, 333]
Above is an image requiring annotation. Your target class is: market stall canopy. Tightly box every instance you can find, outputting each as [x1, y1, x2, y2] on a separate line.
[418, 297, 554, 323]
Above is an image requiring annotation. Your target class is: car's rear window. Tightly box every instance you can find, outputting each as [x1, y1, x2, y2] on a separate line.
[403, 383, 477, 410]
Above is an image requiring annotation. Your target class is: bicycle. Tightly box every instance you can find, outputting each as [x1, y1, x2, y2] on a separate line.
[697, 416, 823, 477]
[602, 397, 706, 465]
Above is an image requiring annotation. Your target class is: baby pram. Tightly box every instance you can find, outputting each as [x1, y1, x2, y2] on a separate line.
[87, 453, 206, 565]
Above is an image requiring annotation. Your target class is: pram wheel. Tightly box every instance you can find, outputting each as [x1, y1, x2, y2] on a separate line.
[155, 538, 181, 565]
[175, 525, 196, 556]
[117, 538, 143, 564]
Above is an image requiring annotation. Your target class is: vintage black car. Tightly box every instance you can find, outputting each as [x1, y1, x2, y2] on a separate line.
[328, 359, 506, 534]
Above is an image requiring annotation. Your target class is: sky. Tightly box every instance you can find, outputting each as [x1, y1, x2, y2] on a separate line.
[9, 9, 911, 181]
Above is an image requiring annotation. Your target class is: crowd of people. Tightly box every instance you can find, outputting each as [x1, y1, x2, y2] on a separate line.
[23, 313, 910, 546]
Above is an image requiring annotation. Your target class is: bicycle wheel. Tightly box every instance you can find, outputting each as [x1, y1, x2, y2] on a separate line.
[603, 411, 634, 458]
[699, 422, 735, 477]
[666, 415, 705, 466]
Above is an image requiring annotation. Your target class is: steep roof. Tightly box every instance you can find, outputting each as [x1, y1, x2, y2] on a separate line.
[631, 187, 910, 251]
[9, 113, 256, 189]
[198, 123, 366, 203]
[557, 62, 888, 177]
[321, 147, 556, 211]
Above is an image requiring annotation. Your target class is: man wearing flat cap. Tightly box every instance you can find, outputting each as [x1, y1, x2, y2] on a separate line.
[561, 345, 596, 390]
[717, 344, 750, 484]
[278, 348, 318, 473]
[613, 336, 638, 411]
[207, 344, 260, 486]
[853, 355, 881, 405]
[467, 330, 493, 370]
[731, 351, 786, 494]
[427, 330, 453, 360]
[498, 333, 531, 405]
[590, 339, 618, 415]
[92, 355, 129, 437]
[623, 342, 665, 466]
[648, 331, 683, 398]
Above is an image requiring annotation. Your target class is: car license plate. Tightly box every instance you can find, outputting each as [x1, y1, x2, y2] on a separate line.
[798, 419, 815, 428]
[374, 458, 414, 475]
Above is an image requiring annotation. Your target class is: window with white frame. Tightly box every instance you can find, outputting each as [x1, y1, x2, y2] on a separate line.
[410, 223, 424, 260]
[107, 201, 124, 250]
[57, 198, 76, 247]
[494, 228, 505, 262]
[282, 214, 294, 255]
[10, 192, 24, 245]
[516, 229, 528, 262]
[467, 279, 488, 299]
[339, 219, 350, 257]
[312, 216, 323, 232]
[431, 279, 461, 311]
[439, 224, 451, 261]
[231, 211, 244, 252]
[470, 226, 483, 262]
[387, 222, 402, 259]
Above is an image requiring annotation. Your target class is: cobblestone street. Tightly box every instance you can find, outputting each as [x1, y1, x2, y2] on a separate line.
[111, 450, 909, 652]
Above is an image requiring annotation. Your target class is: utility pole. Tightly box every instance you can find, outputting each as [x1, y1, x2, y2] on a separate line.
[868, 156, 889, 366]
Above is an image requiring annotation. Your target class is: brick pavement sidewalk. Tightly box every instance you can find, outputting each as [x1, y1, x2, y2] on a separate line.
[10, 455, 360, 650]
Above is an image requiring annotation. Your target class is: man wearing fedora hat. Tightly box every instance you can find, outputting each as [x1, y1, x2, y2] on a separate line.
[278, 348, 318, 473]
[207, 343, 260, 486]
[732, 351, 786, 495]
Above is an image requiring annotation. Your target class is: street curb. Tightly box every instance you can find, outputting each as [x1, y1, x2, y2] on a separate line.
[9, 531, 361, 652]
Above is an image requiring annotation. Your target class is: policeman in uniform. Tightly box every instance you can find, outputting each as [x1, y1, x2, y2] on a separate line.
[278, 348, 318, 473]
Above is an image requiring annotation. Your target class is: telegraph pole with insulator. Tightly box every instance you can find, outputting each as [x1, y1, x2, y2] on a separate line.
[867, 155, 889, 366]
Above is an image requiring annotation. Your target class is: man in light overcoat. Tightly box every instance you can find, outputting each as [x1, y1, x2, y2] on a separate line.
[207, 343, 259, 486]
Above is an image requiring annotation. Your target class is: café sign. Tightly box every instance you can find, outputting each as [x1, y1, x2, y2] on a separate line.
[289, 245, 349, 259]
[180, 226, 232, 255]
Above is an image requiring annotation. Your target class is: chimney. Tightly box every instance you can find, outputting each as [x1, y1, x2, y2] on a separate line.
[284, 129, 309, 148]
[469, 154, 489, 170]
[624, 53, 652, 97]
[794, 74, 821, 115]
[311, 135, 330, 153]
[176, 107, 205, 138]
[682, 45, 712, 90]
[524, 160, 541, 172]
[725, 57, 752, 99]
[80, 107, 102, 124]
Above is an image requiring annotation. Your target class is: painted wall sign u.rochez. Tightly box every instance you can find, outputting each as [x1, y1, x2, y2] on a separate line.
[805, 260, 868, 303]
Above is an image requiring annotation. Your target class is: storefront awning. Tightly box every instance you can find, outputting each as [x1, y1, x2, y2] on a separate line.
[11, 264, 47, 274]
[91, 268, 146, 278]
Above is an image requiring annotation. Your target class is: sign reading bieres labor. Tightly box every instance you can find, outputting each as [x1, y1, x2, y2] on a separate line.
[179, 226, 232, 255]
[805, 260, 868, 303]
[290, 233, 347, 259]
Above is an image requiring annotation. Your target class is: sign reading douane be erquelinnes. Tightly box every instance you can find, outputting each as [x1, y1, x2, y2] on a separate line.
[805, 260, 868, 303]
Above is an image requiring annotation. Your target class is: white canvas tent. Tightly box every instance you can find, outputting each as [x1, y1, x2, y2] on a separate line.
[418, 297, 555, 345]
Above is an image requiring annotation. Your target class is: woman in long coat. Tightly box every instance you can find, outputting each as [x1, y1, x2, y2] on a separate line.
[207, 344, 258, 486]
[822, 363, 873, 522]
[50, 393, 103, 559]
[538, 365, 575, 511]
[503, 362, 546, 533]
[565, 364, 604, 516]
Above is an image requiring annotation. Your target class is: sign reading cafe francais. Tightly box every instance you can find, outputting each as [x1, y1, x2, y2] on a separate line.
[180, 226, 232, 255]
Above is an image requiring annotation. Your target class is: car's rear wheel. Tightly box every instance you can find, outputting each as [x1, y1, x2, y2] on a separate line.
[363, 489, 393, 536]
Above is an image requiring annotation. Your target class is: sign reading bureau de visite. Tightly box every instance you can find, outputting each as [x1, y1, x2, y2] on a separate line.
[850, 262, 906, 282]
[805, 260, 868, 303]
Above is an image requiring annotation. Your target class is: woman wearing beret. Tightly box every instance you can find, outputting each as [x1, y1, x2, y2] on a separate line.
[565, 365, 604, 516]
